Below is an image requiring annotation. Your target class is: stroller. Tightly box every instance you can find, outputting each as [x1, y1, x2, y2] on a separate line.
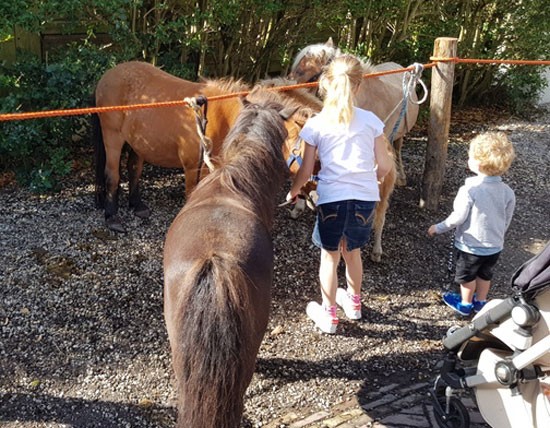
[430, 241, 550, 428]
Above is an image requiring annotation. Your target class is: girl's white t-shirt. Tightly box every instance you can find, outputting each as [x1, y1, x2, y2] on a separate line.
[299, 107, 384, 205]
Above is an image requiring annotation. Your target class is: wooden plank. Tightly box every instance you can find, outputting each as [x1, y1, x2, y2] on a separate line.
[0, 39, 16, 64]
[14, 26, 42, 57]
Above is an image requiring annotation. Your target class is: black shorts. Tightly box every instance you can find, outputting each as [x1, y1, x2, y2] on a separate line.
[454, 249, 501, 284]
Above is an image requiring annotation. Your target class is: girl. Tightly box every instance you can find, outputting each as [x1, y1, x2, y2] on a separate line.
[287, 55, 393, 334]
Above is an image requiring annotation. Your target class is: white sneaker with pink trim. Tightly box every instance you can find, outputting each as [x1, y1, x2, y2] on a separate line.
[306, 302, 338, 334]
[335, 288, 362, 320]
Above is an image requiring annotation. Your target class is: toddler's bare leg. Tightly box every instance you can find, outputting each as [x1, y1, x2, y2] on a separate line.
[460, 280, 476, 304]
[475, 278, 491, 301]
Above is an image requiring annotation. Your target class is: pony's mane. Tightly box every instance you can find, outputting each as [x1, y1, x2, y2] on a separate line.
[291, 43, 376, 75]
[204, 77, 251, 94]
[199, 96, 289, 228]
[291, 43, 341, 72]
[258, 77, 323, 112]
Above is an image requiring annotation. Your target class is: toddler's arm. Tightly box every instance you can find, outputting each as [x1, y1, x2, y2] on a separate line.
[427, 225, 438, 236]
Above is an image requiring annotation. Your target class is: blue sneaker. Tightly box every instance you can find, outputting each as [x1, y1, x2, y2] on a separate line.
[442, 292, 473, 316]
[473, 297, 487, 313]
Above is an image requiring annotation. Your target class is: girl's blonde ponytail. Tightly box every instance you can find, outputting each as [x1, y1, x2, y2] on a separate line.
[318, 54, 363, 126]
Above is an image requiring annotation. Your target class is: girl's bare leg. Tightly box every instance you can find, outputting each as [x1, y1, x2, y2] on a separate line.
[341, 241, 363, 295]
[319, 248, 341, 306]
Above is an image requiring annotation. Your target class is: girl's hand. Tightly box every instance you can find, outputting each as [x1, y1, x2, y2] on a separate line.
[427, 225, 437, 236]
[286, 191, 297, 204]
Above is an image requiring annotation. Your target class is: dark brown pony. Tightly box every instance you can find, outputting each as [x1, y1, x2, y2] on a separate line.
[93, 61, 248, 232]
[163, 89, 297, 428]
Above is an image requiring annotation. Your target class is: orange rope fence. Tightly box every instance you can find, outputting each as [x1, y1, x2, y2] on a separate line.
[0, 57, 547, 122]
[431, 57, 550, 66]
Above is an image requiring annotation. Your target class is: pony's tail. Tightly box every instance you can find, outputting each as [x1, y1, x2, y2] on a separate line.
[91, 92, 106, 209]
[174, 254, 254, 428]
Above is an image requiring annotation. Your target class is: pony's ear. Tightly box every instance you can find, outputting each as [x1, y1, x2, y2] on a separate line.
[292, 117, 307, 128]
[326, 37, 334, 48]
[292, 108, 315, 127]
[243, 86, 262, 105]
[292, 107, 315, 128]
[280, 106, 299, 121]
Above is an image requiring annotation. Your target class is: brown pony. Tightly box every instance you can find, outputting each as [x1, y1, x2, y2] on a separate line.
[163, 89, 297, 428]
[92, 61, 249, 232]
[92, 62, 314, 232]
[289, 38, 420, 187]
[262, 77, 396, 263]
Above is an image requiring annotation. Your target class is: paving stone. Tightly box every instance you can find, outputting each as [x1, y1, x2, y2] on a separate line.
[282, 412, 301, 424]
[379, 413, 430, 427]
[348, 413, 374, 426]
[378, 383, 400, 393]
[263, 420, 285, 428]
[342, 408, 366, 418]
[289, 410, 330, 428]
[389, 392, 424, 410]
[323, 414, 349, 427]
[399, 382, 431, 395]
[331, 398, 361, 413]
[361, 394, 398, 411]
[401, 404, 425, 415]
[265, 382, 489, 428]
[367, 408, 391, 420]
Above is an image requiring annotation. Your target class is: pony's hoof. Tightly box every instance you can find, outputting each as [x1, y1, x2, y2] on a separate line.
[290, 198, 307, 219]
[105, 216, 126, 233]
[370, 252, 382, 263]
[133, 205, 151, 219]
[395, 174, 407, 187]
[289, 208, 302, 220]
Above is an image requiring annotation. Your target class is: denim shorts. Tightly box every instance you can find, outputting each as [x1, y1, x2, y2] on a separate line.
[454, 249, 501, 283]
[312, 200, 376, 252]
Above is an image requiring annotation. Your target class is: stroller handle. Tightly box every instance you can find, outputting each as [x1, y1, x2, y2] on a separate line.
[443, 297, 517, 351]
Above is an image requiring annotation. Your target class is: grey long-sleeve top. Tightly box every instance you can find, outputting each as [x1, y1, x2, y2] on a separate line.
[434, 175, 516, 255]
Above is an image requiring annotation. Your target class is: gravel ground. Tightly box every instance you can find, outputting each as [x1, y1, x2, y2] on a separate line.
[1, 106, 549, 427]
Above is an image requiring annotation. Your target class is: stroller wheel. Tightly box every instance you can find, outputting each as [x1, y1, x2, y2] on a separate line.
[434, 396, 470, 428]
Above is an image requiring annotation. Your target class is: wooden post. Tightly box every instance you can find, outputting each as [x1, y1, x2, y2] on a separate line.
[420, 37, 458, 211]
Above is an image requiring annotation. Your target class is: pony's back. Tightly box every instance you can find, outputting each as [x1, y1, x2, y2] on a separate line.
[164, 94, 296, 427]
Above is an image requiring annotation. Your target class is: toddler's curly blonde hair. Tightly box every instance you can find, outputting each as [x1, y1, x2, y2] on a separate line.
[469, 131, 515, 176]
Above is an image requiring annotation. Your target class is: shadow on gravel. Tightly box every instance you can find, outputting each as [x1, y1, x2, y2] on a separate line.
[0, 392, 176, 427]
[255, 348, 441, 384]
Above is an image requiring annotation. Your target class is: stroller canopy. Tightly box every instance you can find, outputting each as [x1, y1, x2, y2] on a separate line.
[512, 240, 550, 297]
